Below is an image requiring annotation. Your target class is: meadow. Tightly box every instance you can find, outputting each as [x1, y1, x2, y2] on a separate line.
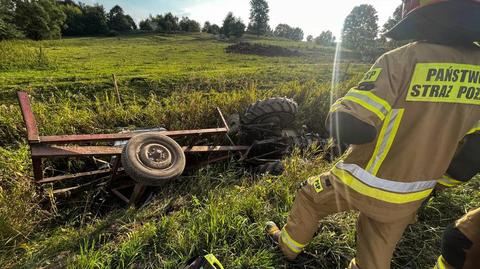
[0, 32, 478, 269]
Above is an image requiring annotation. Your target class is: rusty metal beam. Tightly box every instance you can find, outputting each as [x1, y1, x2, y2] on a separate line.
[39, 128, 229, 144]
[17, 91, 40, 143]
[36, 168, 115, 184]
[110, 157, 121, 182]
[31, 145, 122, 157]
[183, 145, 249, 153]
[31, 145, 249, 158]
[128, 184, 146, 206]
[50, 176, 108, 196]
[216, 107, 230, 132]
[32, 157, 43, 181]
[111, 188, 130, 203]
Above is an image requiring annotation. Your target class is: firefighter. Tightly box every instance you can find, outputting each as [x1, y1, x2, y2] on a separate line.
[434, 207, 480, 269]
[266, 1, 480, 268]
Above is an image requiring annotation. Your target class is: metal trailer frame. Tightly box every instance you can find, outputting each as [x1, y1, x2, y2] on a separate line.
[17, 91, 249, 205]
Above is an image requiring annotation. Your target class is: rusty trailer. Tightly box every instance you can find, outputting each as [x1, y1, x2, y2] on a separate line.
[17, 91, 249, 205]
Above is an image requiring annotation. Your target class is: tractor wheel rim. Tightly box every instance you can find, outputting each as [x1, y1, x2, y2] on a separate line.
[138, 143, 173, 169]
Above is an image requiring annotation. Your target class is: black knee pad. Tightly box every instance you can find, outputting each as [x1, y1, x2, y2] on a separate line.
[441, 223, 473, 269]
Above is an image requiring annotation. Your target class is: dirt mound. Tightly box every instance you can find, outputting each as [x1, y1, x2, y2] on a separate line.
[225, 42, 303, 57]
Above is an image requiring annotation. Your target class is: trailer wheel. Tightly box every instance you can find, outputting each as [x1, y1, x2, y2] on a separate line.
[241, 97, 298, 128]
[121, 133, 186, 186]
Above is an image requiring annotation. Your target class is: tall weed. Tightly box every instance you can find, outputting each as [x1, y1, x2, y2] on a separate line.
[0, 41, 56, 71]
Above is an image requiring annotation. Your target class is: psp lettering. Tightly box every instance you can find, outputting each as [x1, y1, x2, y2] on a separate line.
[363, 70, 377, 80]
[361, 68, 382, 83]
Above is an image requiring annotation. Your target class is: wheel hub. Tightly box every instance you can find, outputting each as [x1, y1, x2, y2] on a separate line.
[138, 143, 173, 169]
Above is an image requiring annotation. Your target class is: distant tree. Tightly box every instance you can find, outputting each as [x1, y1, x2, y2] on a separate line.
[0, 0, 22, 40]
[179, 17, 200, 32]
[379, 5, 405, 49]
[274, 24, 304, 41]
[155, 12, 179, 33]
[221, 12, 245, 38]
[274, 24, 290, 38]
[342, 4, 379, 52]
[291, 27, 304, 41]
[381, 5, 402, 35]
[202, 21, 220, 35]
[125, 15, 137, 30]
[202, 21, 211, 32]
[315, 30, 336, 46]
[81, 4, 108, 35]
[247, 0, 269, 36]
[139, 16, 155, 31]
[265, 24, 273, 36]
[59, 0, 79, 7]
[60, 3, 85, 36]
[210, 24, 220, 34]
[14, 0, 66, 40]
[107, 5, 135, 32]
[306, 35, 313, 42]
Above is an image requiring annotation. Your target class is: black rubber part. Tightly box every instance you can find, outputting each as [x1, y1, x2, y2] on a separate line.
[121, 133, 186, 186]
[241, 97, 298, 128]
[254, 161, 285, 176]
[441, 224, 472, 269]
[447, 133, 480, 182]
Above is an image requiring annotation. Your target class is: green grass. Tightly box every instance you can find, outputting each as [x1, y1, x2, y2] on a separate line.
[0, 33, 364, 102]
[0, 33, 478, 269]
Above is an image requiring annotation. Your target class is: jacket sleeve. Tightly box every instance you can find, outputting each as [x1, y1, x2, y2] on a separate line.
[326, 53, 401, 144]
[438, 128, 480, 187]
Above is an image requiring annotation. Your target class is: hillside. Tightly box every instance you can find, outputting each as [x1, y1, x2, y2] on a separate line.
[0, 33, 478, 269]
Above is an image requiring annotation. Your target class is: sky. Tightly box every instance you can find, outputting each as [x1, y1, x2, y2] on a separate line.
[84, 0, 401, 38]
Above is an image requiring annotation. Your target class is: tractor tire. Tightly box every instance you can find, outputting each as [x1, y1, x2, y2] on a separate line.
[121, 133, 186, 186]
[254, 161, 285, 176]
[241, 97, 298, 128]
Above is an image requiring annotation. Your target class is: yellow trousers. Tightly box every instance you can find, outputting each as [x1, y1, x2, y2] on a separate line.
[278, 173, 416, 269]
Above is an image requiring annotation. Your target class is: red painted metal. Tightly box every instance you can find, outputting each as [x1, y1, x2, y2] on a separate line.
[110, 157, 121, 182]
[111, 188, 130, 203]
[31, 145, 249, 157]
[17, 92, 40, 143]
[216, 107, 230, 132]
[129, 184, 146, 206]
[39, 128, 229, 144]
[36, 168, 115, 184]
[31, 145, 122, 157]
[32, 157, 43, 181]
[183, 145, 249, 153]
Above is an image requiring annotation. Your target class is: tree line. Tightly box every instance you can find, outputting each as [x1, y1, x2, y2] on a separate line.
[0, 0, 139, 40]
[0, 0, 310, 41]
[1, 0, 404, 57]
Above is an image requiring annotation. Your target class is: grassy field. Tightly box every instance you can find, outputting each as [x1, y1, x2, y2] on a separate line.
[0, 33, 478, 269]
